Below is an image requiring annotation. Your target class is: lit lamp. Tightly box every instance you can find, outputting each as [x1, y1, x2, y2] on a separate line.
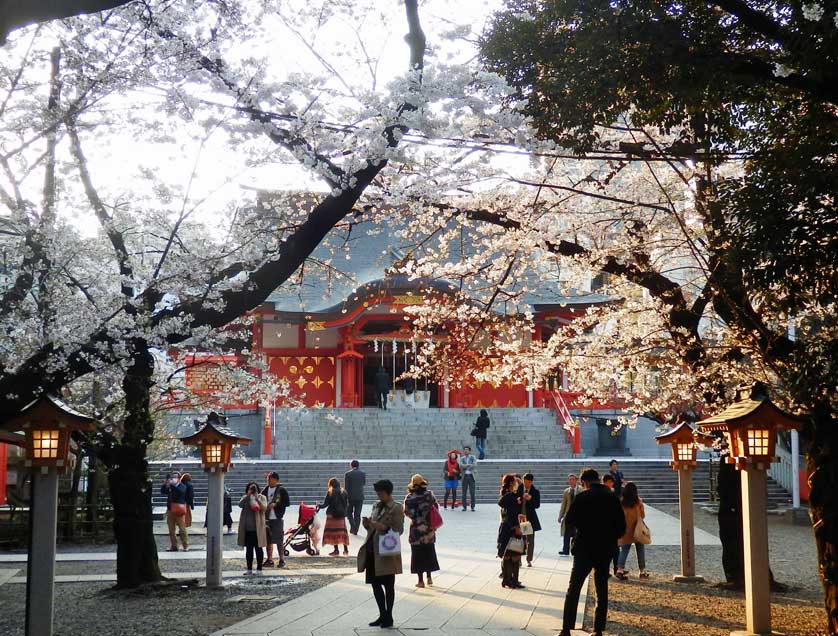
[697, 383, 804, 636]
[656, 420, 714, 583]
[0, 394, 97, 636]
[180, 412, 250, 588]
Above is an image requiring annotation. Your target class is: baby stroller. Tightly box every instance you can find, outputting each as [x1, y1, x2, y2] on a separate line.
[283, 502, 321, 556]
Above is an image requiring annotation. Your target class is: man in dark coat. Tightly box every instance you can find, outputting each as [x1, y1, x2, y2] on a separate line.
[344, 459, 367, 534]
[607, 459, 624, 498]
[375, 367, 390, 409]
[558, 468, 626, 636]
[473, 409, 490, 459]
[521, 473, 541, 567]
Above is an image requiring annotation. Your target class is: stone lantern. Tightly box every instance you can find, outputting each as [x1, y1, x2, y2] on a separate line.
[697, 383, 804, 636]
[0, 394, 97, 636]
[180, 412, 250, 587]
[655, 420, 714, 583]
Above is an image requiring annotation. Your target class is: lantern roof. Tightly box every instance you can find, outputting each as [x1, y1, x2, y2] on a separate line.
[696, 385, 804, 434]
[655, 421, 714, 446]
[180, 412, 251, 446]
[0, 393, 97, 433]
[0, 429, 25, 446]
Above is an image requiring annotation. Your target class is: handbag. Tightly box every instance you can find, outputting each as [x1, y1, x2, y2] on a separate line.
[470, 427, 479, 437]
[169, 503, 187, 517]
[429, 504, 444, 530]
[519, 520, 534, 536]
[505, 536, 525, 554]
[249, 496, 261, 513]
[378, 529, 402, 555]
[634, 517, 652, 545]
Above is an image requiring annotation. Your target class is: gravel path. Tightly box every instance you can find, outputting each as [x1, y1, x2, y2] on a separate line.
[582, 507, 825, 635]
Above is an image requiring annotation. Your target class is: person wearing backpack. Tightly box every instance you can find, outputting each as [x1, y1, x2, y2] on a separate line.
[318, 477, 350, 556]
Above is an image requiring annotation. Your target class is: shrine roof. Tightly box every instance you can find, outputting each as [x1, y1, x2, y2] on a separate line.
[266, 220, 613, 315]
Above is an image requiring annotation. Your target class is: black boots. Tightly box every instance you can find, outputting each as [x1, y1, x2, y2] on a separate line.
[380, 611, 394, 628]
[501, 559, 525, 589]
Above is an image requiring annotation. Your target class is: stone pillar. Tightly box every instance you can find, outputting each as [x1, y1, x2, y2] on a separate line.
[791, 430, 800, 509]
[527, 389, 534, 409]
[26, 468, 59, 636]
[673, 467, 703, 583]
[206, 470, 224, 588]
[734, 465, 772, 636]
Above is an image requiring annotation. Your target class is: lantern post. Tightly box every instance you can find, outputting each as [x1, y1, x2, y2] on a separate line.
[697, 383, 804, 636]
[180, 412, 250, 588]
[655, 421, 713, 583]
[0, 395, 97, 636]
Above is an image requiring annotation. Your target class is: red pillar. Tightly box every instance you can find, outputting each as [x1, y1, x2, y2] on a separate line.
[0, 443, 8, 505]
[338, 351, 363, 407]
[262, 404, 272, 457]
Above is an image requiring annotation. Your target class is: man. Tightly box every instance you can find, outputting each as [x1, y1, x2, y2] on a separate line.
[521, 473, 541, 567]
[558, 468, 626, 636]
[375, 367, 390, 409]
[473, 409, 490, 460]
[558, 473, 581, 556]
[601, 474, 620, 575]
[607, 459, 624, 498]
[344, 459, 367, 534]
[262, 471, 290, 568]
[160, 471, 189, 552]
[458, 446, 477, 511]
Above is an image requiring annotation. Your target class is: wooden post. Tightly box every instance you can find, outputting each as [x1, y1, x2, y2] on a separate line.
[733, 465, 772, 636]
[205, 470, 224, 588]
[673, 467, 703, 583]
[26, 468, 59, 636]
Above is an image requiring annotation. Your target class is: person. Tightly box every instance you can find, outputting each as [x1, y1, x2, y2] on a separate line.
[558, 474, 581, 556]
[345, 459, 367, 535]
[498, 473, 525, 589]
[520, 472, 541, 567]
[403, 474, 440, 588]
[616, 481, 648, 580]
[442, 450, 461, 509]
[180, 472, 195, 532]
[238, 481, 268, 574]
[223, 486, 234, 533]
[375, 366, 390, 409]
[458, 446, 477, 511]
[557, 468, 626, 636]
[607, 459, 624, 498]
[319, 477, 350, 556]
[601, 473, 619, 574]
[359, 479, 404, 628]
[160, 471, 189, 552]
[262, 471, 290, 568]
[473, 409, 490, 459]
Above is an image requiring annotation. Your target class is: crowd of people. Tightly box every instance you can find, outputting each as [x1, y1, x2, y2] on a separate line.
[157, 407, 649, 634]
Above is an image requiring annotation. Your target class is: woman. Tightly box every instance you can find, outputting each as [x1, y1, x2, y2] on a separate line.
[473, 409, 490, 459]
[403, 474, 440, 588]
[359, 479, 404, 629]
[319, 477, 350, 556]
[616, 481, 649, 580]
[497, 473, 525, 589]
[237, 481, 268, 574]
[224, 487, 234, 534]
[180, 472, 195, 531]
[442, 450, 461, 509]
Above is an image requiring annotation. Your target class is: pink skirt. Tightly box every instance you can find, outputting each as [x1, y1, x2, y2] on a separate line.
[322, 514, 349, 546]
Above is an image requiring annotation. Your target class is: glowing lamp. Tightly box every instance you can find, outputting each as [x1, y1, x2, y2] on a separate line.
[1, 394, 97, 473]
[697, 383, 803, 470]
[655, 421, 713, 470]
[180, 412, 250, 472]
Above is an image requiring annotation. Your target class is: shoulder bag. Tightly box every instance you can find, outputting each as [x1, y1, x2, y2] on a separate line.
[505, 536, 525, 553]
[170, 502, 188, 517]
[634, 516, 652, 545]
[429, 503, 444, 530]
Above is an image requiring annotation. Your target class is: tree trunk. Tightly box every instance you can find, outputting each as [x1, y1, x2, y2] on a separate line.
[807, 404, 838, 635]
[105, 343, 163, 588]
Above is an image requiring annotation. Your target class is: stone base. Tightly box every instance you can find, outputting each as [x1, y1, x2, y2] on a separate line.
[673, 574, 705, 584]
[730, 630, 786, 636]
[786, 507, 810, 526]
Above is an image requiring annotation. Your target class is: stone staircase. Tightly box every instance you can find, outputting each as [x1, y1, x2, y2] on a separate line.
[150, 459, 792, 510]
[270, 408, 573, 460]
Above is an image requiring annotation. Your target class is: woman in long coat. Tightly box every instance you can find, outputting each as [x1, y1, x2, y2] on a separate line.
[319, 477, 350, 555]
[358, 479, 404, 629]
[497, 473, 525, 589]
[238, 481, 268, 574]
[403, 474, 440, 588]
[616, 481, 648, 580]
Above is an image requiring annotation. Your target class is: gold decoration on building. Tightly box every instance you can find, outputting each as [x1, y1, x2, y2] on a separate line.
[295, 376, 307, 389]
[327, 377, 335, 388]
[392, 294, 424, 305]
[313, 357, 323, 364]
[296, 356, 307, 364]
[304, 365, 314, 375]
[307, 321, 327, 331]
[312, 376, 324, 389]
[289, 365, 298, 374]
[279, 356, 290, 364]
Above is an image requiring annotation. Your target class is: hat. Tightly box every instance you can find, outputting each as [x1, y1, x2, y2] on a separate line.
[408, 474, 428, 491]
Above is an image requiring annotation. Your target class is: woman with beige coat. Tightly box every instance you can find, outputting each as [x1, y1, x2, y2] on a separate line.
[358, 479, 404, 628]
[238, 481, 268, 574]
[615, 481, 648, 580]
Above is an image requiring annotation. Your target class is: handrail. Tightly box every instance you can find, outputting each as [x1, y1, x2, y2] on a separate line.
[768, 436, 796, 496]
[547, 389, 582, 454]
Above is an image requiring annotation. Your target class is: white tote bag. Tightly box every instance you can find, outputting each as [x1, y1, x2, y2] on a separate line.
[378, 529, 402, 555]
